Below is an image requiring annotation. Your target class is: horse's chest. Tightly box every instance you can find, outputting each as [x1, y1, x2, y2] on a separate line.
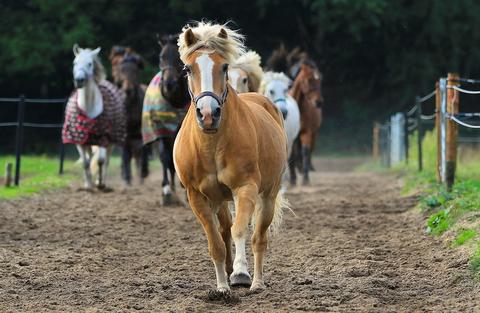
[198, 173, 231, 201]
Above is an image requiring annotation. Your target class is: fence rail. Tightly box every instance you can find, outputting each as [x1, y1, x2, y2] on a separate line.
[0, 95, 67, 186]
[374, 72, 480, 190]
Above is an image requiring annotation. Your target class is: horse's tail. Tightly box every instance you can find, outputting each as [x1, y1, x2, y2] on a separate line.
[269, 188, 291, 235]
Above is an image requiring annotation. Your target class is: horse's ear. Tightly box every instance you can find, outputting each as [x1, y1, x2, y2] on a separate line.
[92, 47, 101, 56]
[156, 33, 164, 48]
[218, 28, 228, 39]
[73, 43, 80, 56]
[184, 28, 198, 47]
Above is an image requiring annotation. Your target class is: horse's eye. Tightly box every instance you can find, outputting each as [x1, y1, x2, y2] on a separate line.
[242, 77, 248, 84]
[269, 90, 274, 95]
[88, 63, 92, 67]
[222, 64, 229, 72]
[183, 65, 191, 74]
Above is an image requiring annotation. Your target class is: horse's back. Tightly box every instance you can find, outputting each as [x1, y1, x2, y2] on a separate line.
[239, 92, 284, 128]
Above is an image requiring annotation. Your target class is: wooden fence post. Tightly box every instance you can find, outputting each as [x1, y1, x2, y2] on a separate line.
[373, 122, 380, 159]
[435, 81, 441, 182]
[5, 163, 12, 187]
[446, 73, 460, 191]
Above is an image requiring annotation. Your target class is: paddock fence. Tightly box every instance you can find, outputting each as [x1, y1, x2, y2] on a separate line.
[374, 72, 480, 190]
[0, 95, 67, 186]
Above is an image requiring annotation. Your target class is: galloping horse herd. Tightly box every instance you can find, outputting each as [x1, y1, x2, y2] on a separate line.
[62, 22, 323, 294]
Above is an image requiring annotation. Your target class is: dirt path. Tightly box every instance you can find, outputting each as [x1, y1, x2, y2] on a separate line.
[1, 158, 479, 312]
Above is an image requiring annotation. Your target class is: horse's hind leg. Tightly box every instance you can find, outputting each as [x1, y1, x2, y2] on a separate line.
[288, 150, 297, 187]
[188, 189, 230, 293]
[230, 184, 258, 287]
[140, 144, 150, 182]
[76, 144, 93, 189]
[250, 195, 276, 292]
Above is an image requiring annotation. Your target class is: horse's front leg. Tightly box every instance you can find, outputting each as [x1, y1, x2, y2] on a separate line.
[288, 151, 297, 187]
[95, 146, 109, 189]
[76, 144, 93, 189]
[121, 142, 132, 186]
[188, 189, 230, 293]
[230, 183, 258, 287]
[158, 139, 172, 205]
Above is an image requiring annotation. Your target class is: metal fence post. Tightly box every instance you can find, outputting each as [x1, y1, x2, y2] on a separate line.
[14, 94, 25, 186]
[404, 111, 409, 164]
[58, 98, 67, 175]
[415, 96, 423, 171]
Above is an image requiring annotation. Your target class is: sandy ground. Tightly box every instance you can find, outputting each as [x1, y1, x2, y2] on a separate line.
[1, 157, 479, 312]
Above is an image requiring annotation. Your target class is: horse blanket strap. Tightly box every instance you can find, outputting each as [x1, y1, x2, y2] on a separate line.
[62, 80, 126, 147]
[142, 71, 188, 144]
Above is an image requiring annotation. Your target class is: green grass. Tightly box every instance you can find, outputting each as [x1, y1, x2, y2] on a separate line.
[453, 229, 476, 247]
[0, 155, 78, 199]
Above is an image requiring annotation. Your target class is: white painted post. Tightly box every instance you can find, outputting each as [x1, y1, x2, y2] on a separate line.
[390, 113, 406, 166]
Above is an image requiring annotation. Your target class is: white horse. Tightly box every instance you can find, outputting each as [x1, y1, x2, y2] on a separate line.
[63, 44, 126, 189]
[260, 71, 300, 157]
[228, 50, 263, 93]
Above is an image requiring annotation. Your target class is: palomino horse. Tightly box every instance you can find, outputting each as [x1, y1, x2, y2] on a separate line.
[228, 50, 263, 93]
[63, 44, 126, 189]
[110, 46, 149, 185]
[142, 35, 190, 204]
[174, 22, 288, 293]
[290, 59, 322, 185]
[260, 71, 300, 161]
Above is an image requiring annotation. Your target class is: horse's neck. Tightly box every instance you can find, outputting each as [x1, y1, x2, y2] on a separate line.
[78, 79, 103, 119]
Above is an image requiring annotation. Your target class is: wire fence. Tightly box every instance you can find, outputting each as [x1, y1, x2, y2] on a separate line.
[374, 73, 480, 190]
[0, 95, 67, 186]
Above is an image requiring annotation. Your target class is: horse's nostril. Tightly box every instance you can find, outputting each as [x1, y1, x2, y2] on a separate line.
[196, 107, 202, 118]
[213, 107, 221, 118]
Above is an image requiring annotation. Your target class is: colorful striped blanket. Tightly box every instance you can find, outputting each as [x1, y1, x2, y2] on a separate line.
[142, 71, 186, 143]
[62, 80, 126, 147]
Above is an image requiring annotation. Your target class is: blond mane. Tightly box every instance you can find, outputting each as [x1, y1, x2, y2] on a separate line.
[178, 21, 246, 64]
[231, 51, 263, 92]
[259, 71, 291, 94]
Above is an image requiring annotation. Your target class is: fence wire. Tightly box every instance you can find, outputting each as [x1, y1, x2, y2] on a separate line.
[419, 90, 436, 103]
[449, 85, 480, 95]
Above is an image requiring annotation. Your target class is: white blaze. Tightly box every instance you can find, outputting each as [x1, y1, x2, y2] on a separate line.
[196, 53, 214, 92]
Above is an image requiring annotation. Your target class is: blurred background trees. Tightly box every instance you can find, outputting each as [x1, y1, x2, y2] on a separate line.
[1, 0, 480, 153]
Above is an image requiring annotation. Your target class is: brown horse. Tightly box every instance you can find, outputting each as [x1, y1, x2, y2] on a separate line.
[109, 46, 149, 185]
[290, 60, 323, 185]
[174, 22, 288, 294]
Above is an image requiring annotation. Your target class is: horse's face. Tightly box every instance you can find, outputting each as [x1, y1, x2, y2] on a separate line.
[72, 44, 100, 88]
[159, 38, 183, 98]
[228, 68, 249, 93]
[184, 49, 229, 133]
[264, 80, 289, 119]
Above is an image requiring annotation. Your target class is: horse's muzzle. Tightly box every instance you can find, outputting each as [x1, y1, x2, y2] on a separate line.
[195, 97, 222, 133]
[74, 78, 85, 88]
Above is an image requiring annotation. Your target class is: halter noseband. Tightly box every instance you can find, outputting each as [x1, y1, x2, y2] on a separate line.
[189, 88, 228, 107]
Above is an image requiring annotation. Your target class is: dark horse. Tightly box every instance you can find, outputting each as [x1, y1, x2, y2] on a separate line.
[267, 46, 323, 185]
[110, 46, 149, 185]
[144, 35, 189, 204]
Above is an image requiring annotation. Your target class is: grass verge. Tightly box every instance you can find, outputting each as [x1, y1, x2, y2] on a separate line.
[0, 155, 78, 199]
[362, 129, 480, 277]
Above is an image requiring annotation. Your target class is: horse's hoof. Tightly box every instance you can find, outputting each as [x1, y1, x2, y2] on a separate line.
[97, 185, 113, 193]
[249, 281, 266, 293]
[162, 193, 173, 206]
[230, 272, 252, 287]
